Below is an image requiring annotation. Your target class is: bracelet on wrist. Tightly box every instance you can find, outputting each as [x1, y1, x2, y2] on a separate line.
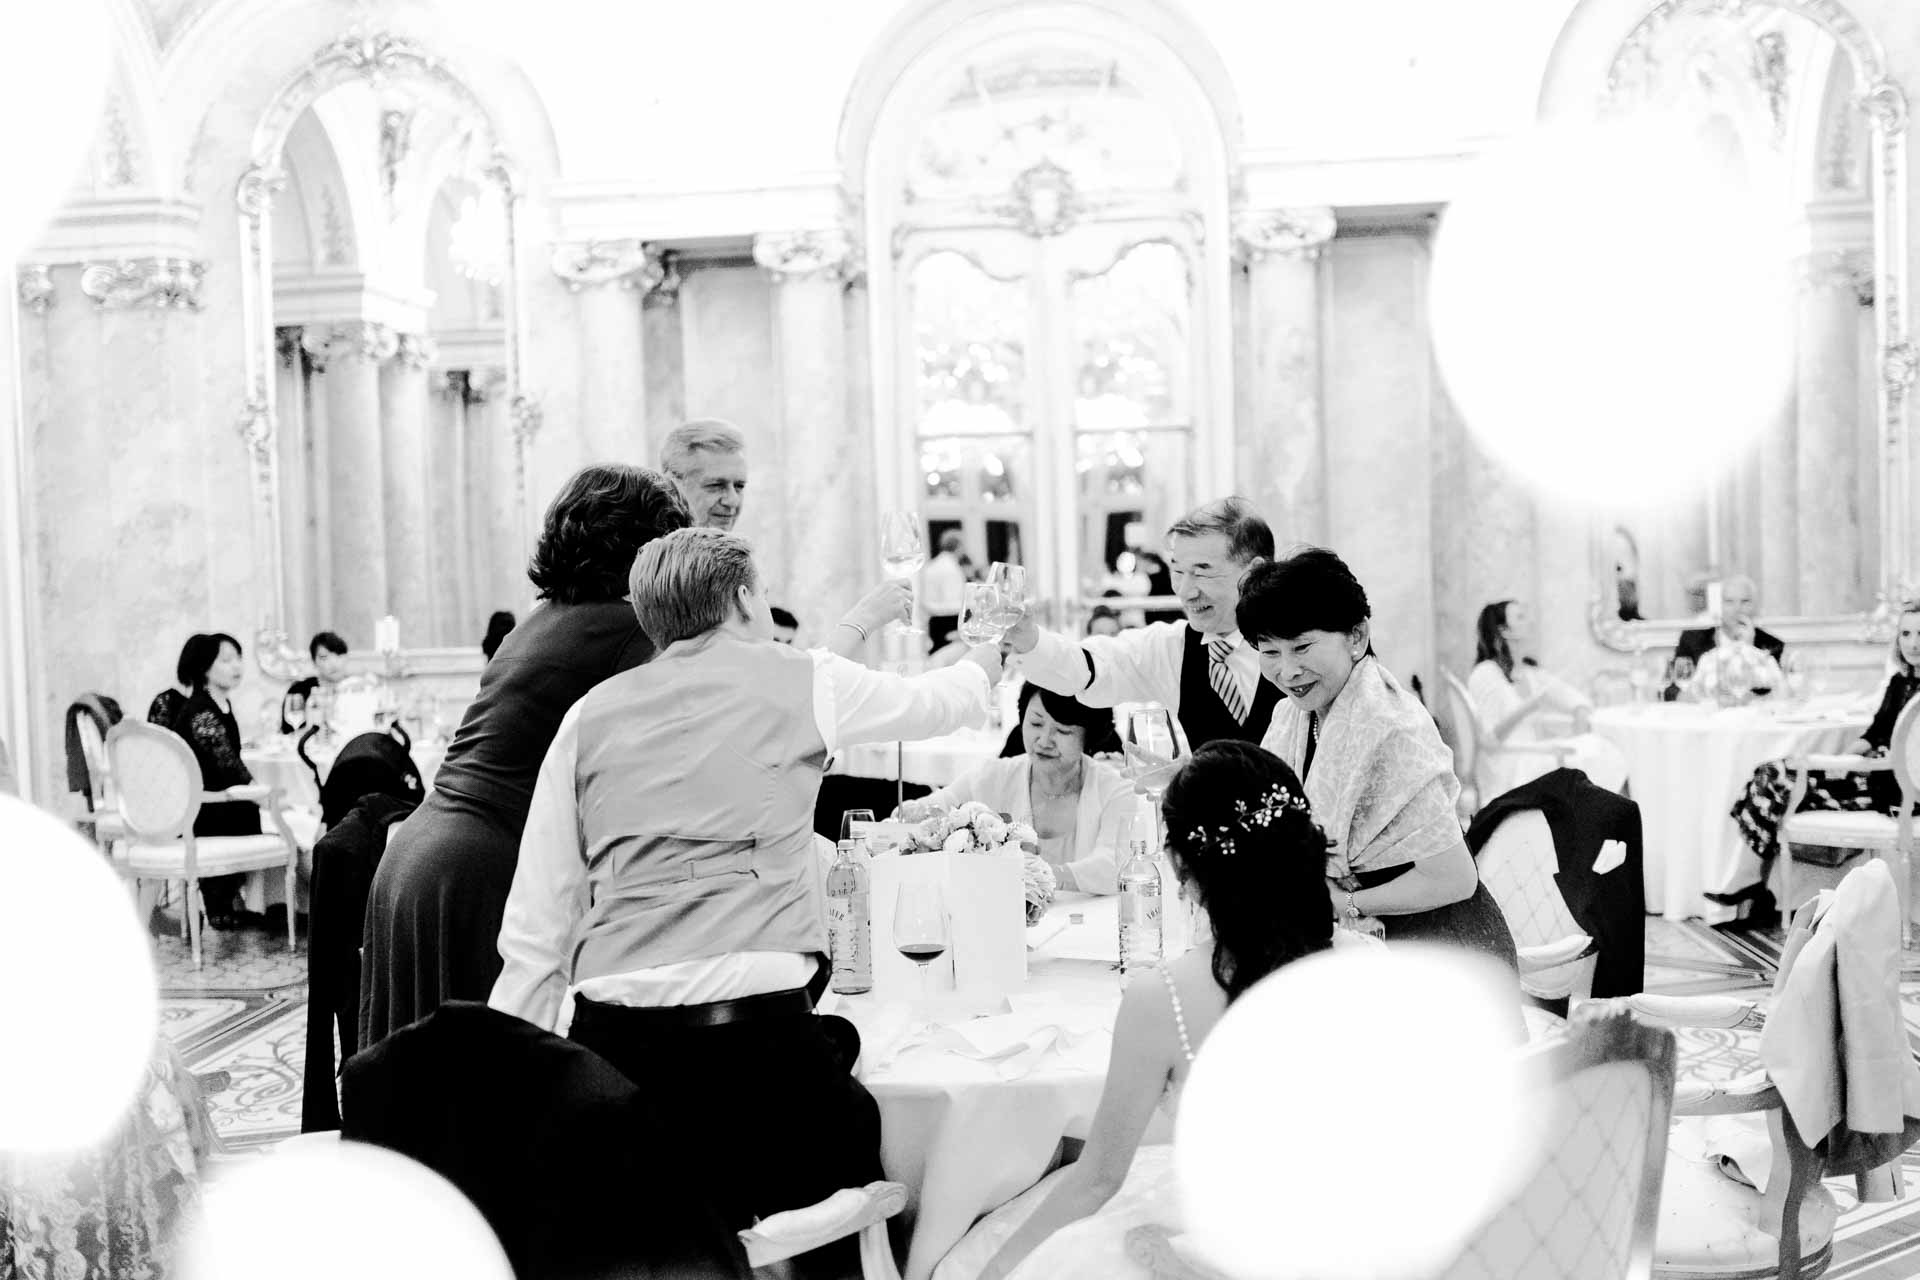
[838, 619, 869, 641]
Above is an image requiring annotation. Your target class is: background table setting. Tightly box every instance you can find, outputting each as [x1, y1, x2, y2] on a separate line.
[820, 892, 1159, 1280]
[242, 730, 447, 812]
[1590, 692, 1875, 921]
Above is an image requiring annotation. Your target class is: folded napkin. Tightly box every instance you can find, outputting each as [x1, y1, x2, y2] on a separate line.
[1593, 839, 1627, 875]
[925, 1010, 1112, 1080]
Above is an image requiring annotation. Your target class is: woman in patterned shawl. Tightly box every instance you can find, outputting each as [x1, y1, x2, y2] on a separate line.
[1247, 548, 1516, 966]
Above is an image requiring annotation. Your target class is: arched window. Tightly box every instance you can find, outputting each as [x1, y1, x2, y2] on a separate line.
[853, 8, 1234, 628]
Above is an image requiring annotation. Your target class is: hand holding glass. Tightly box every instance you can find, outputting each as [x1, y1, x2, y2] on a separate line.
[1123, 706, 1183, 801]
[879, 512, 927, 638]
[984, 563, 1028, 631]
[894, 881, 950, 998]
[957, 582, 1005, 646]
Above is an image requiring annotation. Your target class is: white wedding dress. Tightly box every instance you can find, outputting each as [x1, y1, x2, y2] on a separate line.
[931, 968, 1194, 1280]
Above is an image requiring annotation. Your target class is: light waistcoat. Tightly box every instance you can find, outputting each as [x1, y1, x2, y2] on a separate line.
[568, 632, 828, 986]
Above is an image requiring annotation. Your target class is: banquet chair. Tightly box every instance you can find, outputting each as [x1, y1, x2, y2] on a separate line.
[73, 710, 129, 852]
[1122, 1006, 1676, 1280]
[1475, 809, 1599, 1021]
[105, 720, 300, 968]
[1775, 698, 1918, 949]
[1443, 671, 1574, 817]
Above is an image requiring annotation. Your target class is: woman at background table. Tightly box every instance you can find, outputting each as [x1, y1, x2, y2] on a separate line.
[1249, 550, 1516, 966]
[146, 634, 203, 729]
[169, 632, 259, 929]
[1468, 599, 1629, 795]
[904, 683, 1132, 893]
[1731, 603, 1920, 882]
[940, 742, 1335, 1280]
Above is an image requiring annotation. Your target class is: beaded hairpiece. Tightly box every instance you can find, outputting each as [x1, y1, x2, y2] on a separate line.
[1178, 782, 1316, 857]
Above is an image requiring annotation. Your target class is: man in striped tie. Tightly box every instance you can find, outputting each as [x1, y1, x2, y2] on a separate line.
[1005, 497, 1279, 752]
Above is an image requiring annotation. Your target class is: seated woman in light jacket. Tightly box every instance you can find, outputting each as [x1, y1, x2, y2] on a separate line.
[1467, 599, 1628, 796]
[904, 683, 1135, 894]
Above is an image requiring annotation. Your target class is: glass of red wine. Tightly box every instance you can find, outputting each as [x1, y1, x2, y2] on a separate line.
[894, 881, 950, 1000]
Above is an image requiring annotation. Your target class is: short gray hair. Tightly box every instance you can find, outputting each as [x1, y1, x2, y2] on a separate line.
[1166, 497, 1275, 565]
[660, 418, 746, 479]
[629, 526, 759, 647]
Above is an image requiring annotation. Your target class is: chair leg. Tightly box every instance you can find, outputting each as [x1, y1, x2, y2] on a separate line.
[1778, 832, 1793, 924]
[186, 878, 203, 969]
[179, 882, 189, 940]
[1857, 1161, 1904, 1203]
[286, 861, 298, 952]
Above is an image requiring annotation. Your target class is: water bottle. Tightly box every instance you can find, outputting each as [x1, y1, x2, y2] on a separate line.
[826, 839, 873, 994]
[1118, 836, 1164, 974]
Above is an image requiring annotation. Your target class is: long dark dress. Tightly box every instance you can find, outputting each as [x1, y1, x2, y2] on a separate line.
[358, 601, 654, 1047]
[170, 688, 259, 912]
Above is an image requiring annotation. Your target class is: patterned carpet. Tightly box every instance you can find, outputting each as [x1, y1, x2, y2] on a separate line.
[158, 915, 1920, 1274]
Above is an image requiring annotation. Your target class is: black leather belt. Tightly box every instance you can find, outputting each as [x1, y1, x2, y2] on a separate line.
[573, 986, 814, 1030]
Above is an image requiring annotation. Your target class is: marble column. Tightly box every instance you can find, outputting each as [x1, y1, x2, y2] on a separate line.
[273, 328, 315, 637]
[753, 230, 858, 641]
[428, 371, 472, 645]
[380, 332, 434, 644]
[474, 369, 527, 616]
[644, 253, 687, 456]
[1233, 207, 1336, 547]
[552, 239, 659, 465]
[1796, 251, 1870, 614]
[308, 322, 393, 649]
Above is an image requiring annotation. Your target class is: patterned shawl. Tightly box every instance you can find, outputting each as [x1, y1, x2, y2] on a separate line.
[1260, 656, 1463, 877]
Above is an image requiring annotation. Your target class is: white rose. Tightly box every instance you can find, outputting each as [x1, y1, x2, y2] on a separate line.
[941, 829, 974, 855]
[974, 813, 1010, 846]
[956, 800, 999, 829]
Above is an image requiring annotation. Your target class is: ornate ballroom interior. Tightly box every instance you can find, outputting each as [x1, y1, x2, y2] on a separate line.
[4, 1, 1920, 1277]
[0, 0, 1914, 801]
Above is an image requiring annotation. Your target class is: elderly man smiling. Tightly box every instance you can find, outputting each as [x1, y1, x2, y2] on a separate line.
[490, 526, 1000, 1264]
[660, 417, 748, 530]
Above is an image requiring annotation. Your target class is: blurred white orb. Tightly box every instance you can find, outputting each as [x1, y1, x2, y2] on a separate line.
[0, 795, 157, 1153]
[1175, 945, 1545, 1279]
[0, 1, 116, 261]
[1430, 112, 1794, 507]
[182, 1139, 514, 1280]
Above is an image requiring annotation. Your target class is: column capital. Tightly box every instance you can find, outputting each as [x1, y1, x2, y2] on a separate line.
[469, 366, 509, 404]
[16, 265, 53, 315]
[78, 257, 206, 309]
[752, 229, 854, 283]
[550, 238, 664, 294]
[1798, 249, 1874, 305]
[511, 392, 544, 443]
[1885, 342, 1918, 391]
[1231, 207, 1337, 264]
[394, 332, 438, 370]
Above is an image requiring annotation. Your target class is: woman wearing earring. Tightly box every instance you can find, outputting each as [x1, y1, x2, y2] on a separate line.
[1245, 549, 1515, 965]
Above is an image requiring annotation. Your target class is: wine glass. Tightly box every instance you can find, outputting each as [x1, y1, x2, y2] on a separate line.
[840, 809, 876, 844]
[879, 511, 927, 638]
[1668, 657, 1696, 703]
[894, 880, 950, 999]
[984, 563, 1028, 633]
[1781, 651, 1808, 704]
[957, 582, 1005, 647]
[1123, 705, 1182, 798]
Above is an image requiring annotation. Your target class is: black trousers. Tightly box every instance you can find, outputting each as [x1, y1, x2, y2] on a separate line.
[568, 996, 884, 1232]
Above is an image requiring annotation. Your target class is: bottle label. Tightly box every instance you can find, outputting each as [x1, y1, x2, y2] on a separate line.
[828, 892, 872, 992]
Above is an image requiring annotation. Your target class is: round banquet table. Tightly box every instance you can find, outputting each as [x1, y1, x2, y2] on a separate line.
[1590, 697, 1872, 921]
[242, 733, 446, 813]
[820, 893, 1155, 1280]
[831, 725, 1006, 788]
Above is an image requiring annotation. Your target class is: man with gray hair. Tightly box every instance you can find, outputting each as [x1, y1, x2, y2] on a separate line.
[1006, 496, 1279, 750]
[1674, 572, 1785, 669]
[660, 417, 748, 530]
[491, 526, 999, 1251]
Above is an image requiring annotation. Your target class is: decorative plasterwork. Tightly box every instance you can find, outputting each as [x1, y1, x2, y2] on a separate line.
[752, 229, 854, 282]
[297, 321, 400, 366]
[469, 367, 509, 404]
[550, 239, 663, 292]
[16, 266, 54, 315]
[100, 97, 137, 188]
[1886, 342, 1918, 390]
[645, 249, 684, 308]
[1231, 207, 1338, 264]
[395, 333, 438, 369]
[510, 393, 544, 442]
[1799, 248, 1874, 304]
[995, 159, 1085, 238]
[79, 258, 204, 309]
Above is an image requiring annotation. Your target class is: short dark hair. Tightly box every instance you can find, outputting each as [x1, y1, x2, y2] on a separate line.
[179, 632, 241, 690]
[770, 606, 799, 630]
[1015, 681, 1117, 744]
[1236, 546, 1371, 643]
[308, 631, 348, 659]
[481, 611, 516, 660]
[1166, 497, 1274, 566]
[527, 465, 690, 605]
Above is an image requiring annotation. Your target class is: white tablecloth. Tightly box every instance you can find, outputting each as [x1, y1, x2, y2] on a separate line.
[243, 735, 446, 813]
[821, 894, 1145, 1280]
[832, 727, 1007, 788]
[1590, 699, 1871, 921]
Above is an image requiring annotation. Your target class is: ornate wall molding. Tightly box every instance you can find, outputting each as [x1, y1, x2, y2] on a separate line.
[752, 229, 855, 282]
[510, 393, 543, 443]
[469, 367, 509, 404]
[395, 333, 438, 370]
[643, 248, 682, 308]
[100, 96, 137, 188]
[1231, 207, 1338, 264]
[78, 258, 205, 310]
[1799, 248, 1875, 303]
[549, 239, 663, 293]
[298, 321, 400, 365]
[15, 267, 54, 315]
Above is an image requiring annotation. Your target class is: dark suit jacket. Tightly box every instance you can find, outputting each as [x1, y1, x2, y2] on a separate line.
[1675, 625, 1785, 667]
[1466, 768, 1646, 999]
[342, 1002, 749, 1280]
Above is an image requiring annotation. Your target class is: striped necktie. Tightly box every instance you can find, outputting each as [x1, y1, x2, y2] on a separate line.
[1206, 636, 1248, 724]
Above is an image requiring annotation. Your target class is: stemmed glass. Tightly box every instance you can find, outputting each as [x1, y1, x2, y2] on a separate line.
[894, 880, 950, 1000]
[958, 582, 1005, 647]
[984, 563, 1028, 634]
[840, 809, 876, 844]
[1123, 704, 1184, 859]
[879, 511, 928, 639]
[1668, 657, 1695, 703]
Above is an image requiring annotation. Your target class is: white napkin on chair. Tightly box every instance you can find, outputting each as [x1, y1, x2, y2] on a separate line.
[1593, 839, 1627, 875]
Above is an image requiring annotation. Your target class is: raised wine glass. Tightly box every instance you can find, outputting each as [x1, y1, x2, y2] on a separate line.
[894, 880, 950, 1000]
[879, 511, 927, 640]
[984, 563, 1028, 633]
[957, 582, 1005, 647]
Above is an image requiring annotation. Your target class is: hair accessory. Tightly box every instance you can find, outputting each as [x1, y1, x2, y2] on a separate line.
[1178, 782, 1317, 857]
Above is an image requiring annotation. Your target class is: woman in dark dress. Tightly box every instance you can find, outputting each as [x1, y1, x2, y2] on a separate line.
[147, 634, 202, 729]
[168, 632, 260, 928]
[358, 465, 691, 1047]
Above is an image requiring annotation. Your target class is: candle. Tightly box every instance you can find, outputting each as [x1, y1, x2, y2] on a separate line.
[375, 616, 401, 655]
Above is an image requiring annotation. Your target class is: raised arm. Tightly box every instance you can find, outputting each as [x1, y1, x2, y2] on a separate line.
[1007, 617, 1183, 709]
[824, 579, 914, 659]
[490, 707, 589, 1033]
[815, 648, 999, 751]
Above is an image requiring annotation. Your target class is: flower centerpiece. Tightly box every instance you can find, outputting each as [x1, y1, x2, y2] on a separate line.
[1691, 642, 1784, 707]
[896, 799, 1056, 924]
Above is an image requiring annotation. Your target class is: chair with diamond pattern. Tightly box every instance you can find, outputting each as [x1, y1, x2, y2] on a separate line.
[105, 720, 300, 967]
[1476, 809, 1600, 1028]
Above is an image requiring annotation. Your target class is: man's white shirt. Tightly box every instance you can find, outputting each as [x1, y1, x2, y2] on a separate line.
[488, 648, 990, 1034]
[1020, 620, 1261, 721]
